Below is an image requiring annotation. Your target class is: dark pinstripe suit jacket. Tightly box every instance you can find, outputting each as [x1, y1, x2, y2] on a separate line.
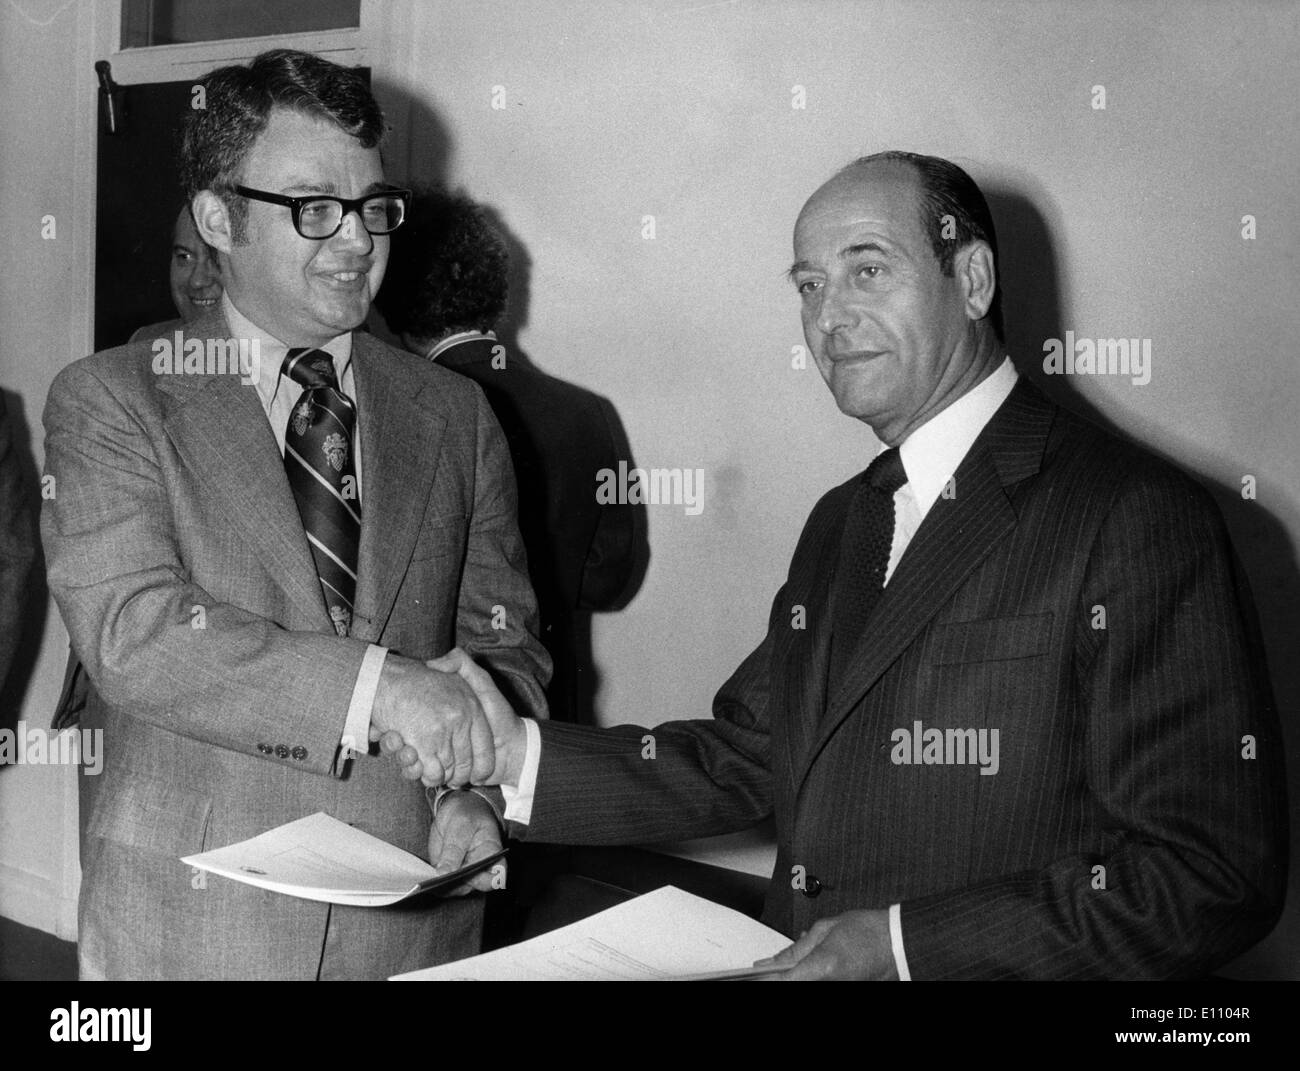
[525, 378, 1288, 979]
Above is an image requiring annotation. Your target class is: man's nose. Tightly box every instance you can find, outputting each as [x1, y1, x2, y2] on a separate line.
[330, 209, 375, 253]
[191, 253, 220, 289]
[815, 278, 855, 335]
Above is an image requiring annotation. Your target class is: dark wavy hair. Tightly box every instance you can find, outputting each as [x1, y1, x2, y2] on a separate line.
[179, 48, 385, 242]
[843, 151, 1004, 340]
[375, 186, 509, 340]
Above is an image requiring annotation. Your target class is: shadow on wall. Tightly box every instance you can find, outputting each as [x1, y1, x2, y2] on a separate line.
[990, 184, 1299, 981]
[471, 205, 651, 723]
[376, 80, 651, 724]
[483, 196, 653, 602]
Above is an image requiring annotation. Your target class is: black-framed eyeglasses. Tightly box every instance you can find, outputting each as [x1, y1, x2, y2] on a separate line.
[233, 185, 411, 239]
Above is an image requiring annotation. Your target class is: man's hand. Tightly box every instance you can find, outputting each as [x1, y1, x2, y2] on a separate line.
[369, 654, 493, 788]
[427, 790, 506, 896]
[380, 648, 528, 787]
[754, 909, 898, 980]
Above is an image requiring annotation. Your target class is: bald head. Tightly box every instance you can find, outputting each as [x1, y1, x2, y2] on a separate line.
[793, 158, 935, 283]
[789, 154, 1002, 444]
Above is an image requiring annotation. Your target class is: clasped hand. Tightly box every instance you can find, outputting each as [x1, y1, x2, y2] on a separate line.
[369, 649, 524, 788]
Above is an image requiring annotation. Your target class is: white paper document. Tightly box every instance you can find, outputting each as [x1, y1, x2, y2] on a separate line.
[391, 885, 792, 980]
[182, 811, 505, 907]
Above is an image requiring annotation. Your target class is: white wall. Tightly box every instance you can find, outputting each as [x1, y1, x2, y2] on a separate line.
[1, 0, 1295, 977]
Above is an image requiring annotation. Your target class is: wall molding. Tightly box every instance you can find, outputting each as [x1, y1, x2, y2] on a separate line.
[0, 860, 78, 943]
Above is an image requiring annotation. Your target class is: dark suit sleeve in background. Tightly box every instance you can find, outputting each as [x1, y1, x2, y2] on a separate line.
[0, 394, 37, 695]
[575, 396, 637, 611]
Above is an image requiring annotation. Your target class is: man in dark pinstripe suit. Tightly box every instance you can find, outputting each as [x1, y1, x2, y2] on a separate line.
[397, 151, 1287, 979]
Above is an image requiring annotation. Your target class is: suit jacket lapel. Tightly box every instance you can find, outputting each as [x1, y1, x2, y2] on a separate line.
[157, 312, 328, 628]
[794, 379, 1056, 790]
[771, 497, 846, 789]
[350, 333, 447, 643]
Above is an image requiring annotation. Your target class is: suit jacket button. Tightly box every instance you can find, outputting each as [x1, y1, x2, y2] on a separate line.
[291, 746, 307, 761]
[274, 744, 289, 758]
[803, 876, 823, 897]
[257, 743, 273, 755]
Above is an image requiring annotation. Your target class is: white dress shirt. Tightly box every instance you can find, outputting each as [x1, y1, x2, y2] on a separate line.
[506, 356, 1020, 976]
[223, 293, 387, 767]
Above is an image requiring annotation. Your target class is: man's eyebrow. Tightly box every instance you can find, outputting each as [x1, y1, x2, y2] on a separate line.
[787, 238, 901, 278]
[839, 241, 894, 259]
[279, 180, 392, 197]
[280, 179, 336, 195]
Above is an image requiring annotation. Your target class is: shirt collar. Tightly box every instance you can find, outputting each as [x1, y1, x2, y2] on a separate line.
[221, 291, 353, 406]
[895, 356, 1019, 516]
[428, 329, 496, 362]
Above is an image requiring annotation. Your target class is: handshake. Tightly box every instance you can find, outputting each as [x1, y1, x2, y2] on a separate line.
[367, 648, 527, 789]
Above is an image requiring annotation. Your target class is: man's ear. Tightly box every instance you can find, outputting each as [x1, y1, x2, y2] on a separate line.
[956, 240, 996, 323]
[191, 191, 233, 255]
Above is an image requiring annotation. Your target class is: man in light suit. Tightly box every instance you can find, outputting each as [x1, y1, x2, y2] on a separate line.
[131, 203, 224, 341]
[42, 49, 549, 980]
[409, 151, 1287, 979]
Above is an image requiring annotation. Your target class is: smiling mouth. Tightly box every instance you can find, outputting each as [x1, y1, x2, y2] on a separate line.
[318, 269, 368, 289]
[188, 296, 218, 306]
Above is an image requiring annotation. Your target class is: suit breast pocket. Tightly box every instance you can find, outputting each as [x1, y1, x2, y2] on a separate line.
[86, 773, 213, 857]
[930, 613, 1053, 665]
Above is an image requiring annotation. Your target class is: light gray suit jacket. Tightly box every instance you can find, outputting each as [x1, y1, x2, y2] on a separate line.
[42, 308, 550, 979]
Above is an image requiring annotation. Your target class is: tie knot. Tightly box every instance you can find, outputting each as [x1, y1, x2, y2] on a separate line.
[283, 348, 339, 390]
[866, 447, 907, 494]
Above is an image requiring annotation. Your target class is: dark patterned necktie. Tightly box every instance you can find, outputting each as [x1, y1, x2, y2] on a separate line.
[829, 447, 908, 681]
[282, 348, 360, 637]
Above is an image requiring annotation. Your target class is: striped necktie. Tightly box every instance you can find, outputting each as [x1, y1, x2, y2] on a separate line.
[829, 447, 908, 681]
[282, 347, 360, 637]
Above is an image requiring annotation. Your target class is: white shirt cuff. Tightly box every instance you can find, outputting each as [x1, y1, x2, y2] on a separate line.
[426, 785, 453, 817]
[426, 785, 505, 827]
[889, 902, 911, 981]
[340, 644, 388, 759]
[501, 717, 541, 824]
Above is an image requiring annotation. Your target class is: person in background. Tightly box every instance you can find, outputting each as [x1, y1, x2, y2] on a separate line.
[130, 204, 223, 340]
[376, 186, 636, 724]
[0, 393, 37, 703]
